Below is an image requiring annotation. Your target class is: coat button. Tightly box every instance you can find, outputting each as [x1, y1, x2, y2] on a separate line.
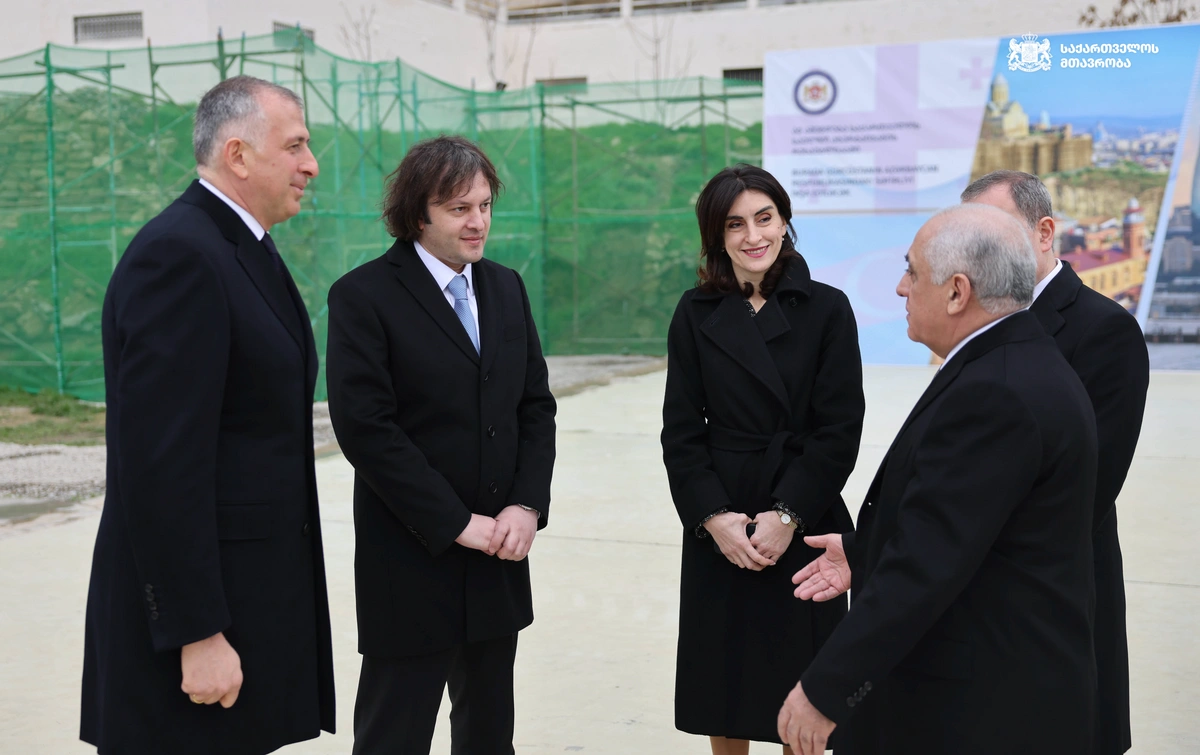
[863, 681, 872, 692]
[789, 297, 798, 307]
[487, 426, 496, 437]
[846, 697, 856, 708]
[483, 372, 490, 382]
[148, 601, 157, 610]
[489, 482, 498, 494]
[302, 522, 311, 536]
[150, 611, 159, 620]
[144, 584, 153, 593]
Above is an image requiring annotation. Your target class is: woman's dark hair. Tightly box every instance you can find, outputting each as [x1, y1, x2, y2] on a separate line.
[382, 135, 503, 240]
[695, 164, 800, 298]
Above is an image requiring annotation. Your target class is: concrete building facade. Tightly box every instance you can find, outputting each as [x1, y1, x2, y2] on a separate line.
[1, 0, 1088, 90]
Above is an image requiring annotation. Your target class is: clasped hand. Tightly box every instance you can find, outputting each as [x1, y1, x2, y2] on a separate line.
[455, 507, 539, 560]
[704, 511, 795, 571]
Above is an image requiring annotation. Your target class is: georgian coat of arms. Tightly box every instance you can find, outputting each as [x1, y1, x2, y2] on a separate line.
[1008, 34, 1052, 72]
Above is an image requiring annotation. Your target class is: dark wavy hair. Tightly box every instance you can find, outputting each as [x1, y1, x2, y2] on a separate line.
[695, 164, 800, 298]
[381, 135, 503, 241]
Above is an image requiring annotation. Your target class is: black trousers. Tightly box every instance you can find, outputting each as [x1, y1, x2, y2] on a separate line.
[353, 634, 518, 755]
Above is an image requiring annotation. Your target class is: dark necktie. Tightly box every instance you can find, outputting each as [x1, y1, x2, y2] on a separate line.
[260, 233, 309, 351]
[261, 232, 288, 281]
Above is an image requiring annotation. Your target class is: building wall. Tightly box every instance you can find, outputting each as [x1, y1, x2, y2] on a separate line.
[1074, 257, 1145, 298]
[1164, 235, 1194, 273]
[1, 0, 494, 89]
[497, 0, 1085, 88]
[972, 133, 1094, 180]
[3, 0, 1089, 90]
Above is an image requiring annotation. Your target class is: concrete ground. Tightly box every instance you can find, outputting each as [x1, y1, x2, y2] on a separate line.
[0, 365, 1197, 754]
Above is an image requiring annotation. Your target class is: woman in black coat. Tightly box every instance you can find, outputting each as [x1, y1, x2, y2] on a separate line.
[661, 165, 865, 754]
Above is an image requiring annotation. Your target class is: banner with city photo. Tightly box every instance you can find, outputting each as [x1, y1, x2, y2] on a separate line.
[764, 24, 1200, 368]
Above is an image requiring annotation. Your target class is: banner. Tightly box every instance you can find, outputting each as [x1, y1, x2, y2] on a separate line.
[765, 24, 1200, 368]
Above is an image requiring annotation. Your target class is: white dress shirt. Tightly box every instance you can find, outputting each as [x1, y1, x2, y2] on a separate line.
[1032, 259, 1064, 303]
[415, 241, 481, 339]
[939, 311, 1022, 370]
[198, 178, 265, 241]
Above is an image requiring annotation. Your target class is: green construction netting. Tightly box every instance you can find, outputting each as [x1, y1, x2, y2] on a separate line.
[0, 31, 762, 400]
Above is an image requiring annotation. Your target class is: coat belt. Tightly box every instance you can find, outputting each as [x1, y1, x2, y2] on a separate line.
[707, 426, 798, 511]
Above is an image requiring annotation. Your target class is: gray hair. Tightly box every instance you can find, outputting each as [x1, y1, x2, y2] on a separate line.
[960, 170, 1053, 230]
[193, 76, 304, 166]
[924, 204, 1037, 314]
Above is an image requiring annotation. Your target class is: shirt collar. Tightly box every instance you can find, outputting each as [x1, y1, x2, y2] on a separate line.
[1032, 259, 1064, 302]
[198, 178, 266, 241]
[939, 311, 1022, 371]
[414, 241, 474, 293]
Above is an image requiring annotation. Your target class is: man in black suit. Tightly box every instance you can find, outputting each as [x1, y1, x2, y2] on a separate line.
[326, 135, 556, 754]
[778, 204, 1099, 755]
[81, 76, 335, 754]
[964, 170, 1149, 755]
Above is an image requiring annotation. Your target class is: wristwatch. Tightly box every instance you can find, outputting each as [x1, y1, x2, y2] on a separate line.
[772, 500, 804, 532]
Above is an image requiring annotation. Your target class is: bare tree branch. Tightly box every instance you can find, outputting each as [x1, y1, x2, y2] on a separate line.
[1080, 0, 1195, 26]
[339, 2, 377, 61]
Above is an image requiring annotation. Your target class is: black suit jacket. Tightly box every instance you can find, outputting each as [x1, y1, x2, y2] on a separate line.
[1031, 262, 1148, 754]
[801, 312, 1098, 755]
[82, 181, 335, 755]
[326, 240, 556, 657]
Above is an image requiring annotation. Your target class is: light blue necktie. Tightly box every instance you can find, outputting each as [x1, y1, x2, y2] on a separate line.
[447, 274, 480, 354]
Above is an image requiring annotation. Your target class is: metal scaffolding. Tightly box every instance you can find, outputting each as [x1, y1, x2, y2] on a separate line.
[0, 31, 762, 400]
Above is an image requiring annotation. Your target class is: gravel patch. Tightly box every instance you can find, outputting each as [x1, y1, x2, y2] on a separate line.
[0, 443, 107, 502]
[0, 355, 666, 527]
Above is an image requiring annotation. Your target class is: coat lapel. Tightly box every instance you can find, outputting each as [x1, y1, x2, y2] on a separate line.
[386, 241, 481, 365]
[1030, 262, 1083, 337]
[697, 293, 790, 410]
[278, 262, 319, 394]
[235, 241, 306, 352]
[180, 181, 305, 353]
[475, 261, 503, 377]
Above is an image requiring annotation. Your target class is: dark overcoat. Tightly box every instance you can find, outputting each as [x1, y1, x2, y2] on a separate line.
[325, 240, 556, 658]
[661, 255, 865, 742]
[81, 181, 336, 754]
[1030, 261, 1148, 755]
[801, 312, 1098, 755]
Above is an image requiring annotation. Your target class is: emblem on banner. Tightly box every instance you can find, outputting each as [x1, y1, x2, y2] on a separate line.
[794, 71, 837, 115]
[1007, 34, 1052, 72]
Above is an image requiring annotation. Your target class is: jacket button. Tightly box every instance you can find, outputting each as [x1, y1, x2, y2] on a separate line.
[144, 584, 153, 593]
[302, 522, 311, 536]
[150, 611, 159, 620]
[846, 697, 856, 708]
[864, 681, 873, 692]
[148, 601, 157, 610]
[487, 426, 496, 437]
[789, 297, 798, 307]
[489, 482, 498, 494]
[483, 372, 490, 382]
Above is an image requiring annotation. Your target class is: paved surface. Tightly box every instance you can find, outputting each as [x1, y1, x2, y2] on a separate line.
[0, 365, 1196, 753]
[0, 355, 666, 528]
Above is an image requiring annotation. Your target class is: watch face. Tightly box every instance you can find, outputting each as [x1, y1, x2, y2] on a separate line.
[779, 513, 792, 525]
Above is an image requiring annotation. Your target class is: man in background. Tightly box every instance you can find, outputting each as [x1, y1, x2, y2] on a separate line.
[964, 169, 1149, 755]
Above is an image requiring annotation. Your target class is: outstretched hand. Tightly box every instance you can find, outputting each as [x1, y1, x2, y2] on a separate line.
[792, 534, 850, 601]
